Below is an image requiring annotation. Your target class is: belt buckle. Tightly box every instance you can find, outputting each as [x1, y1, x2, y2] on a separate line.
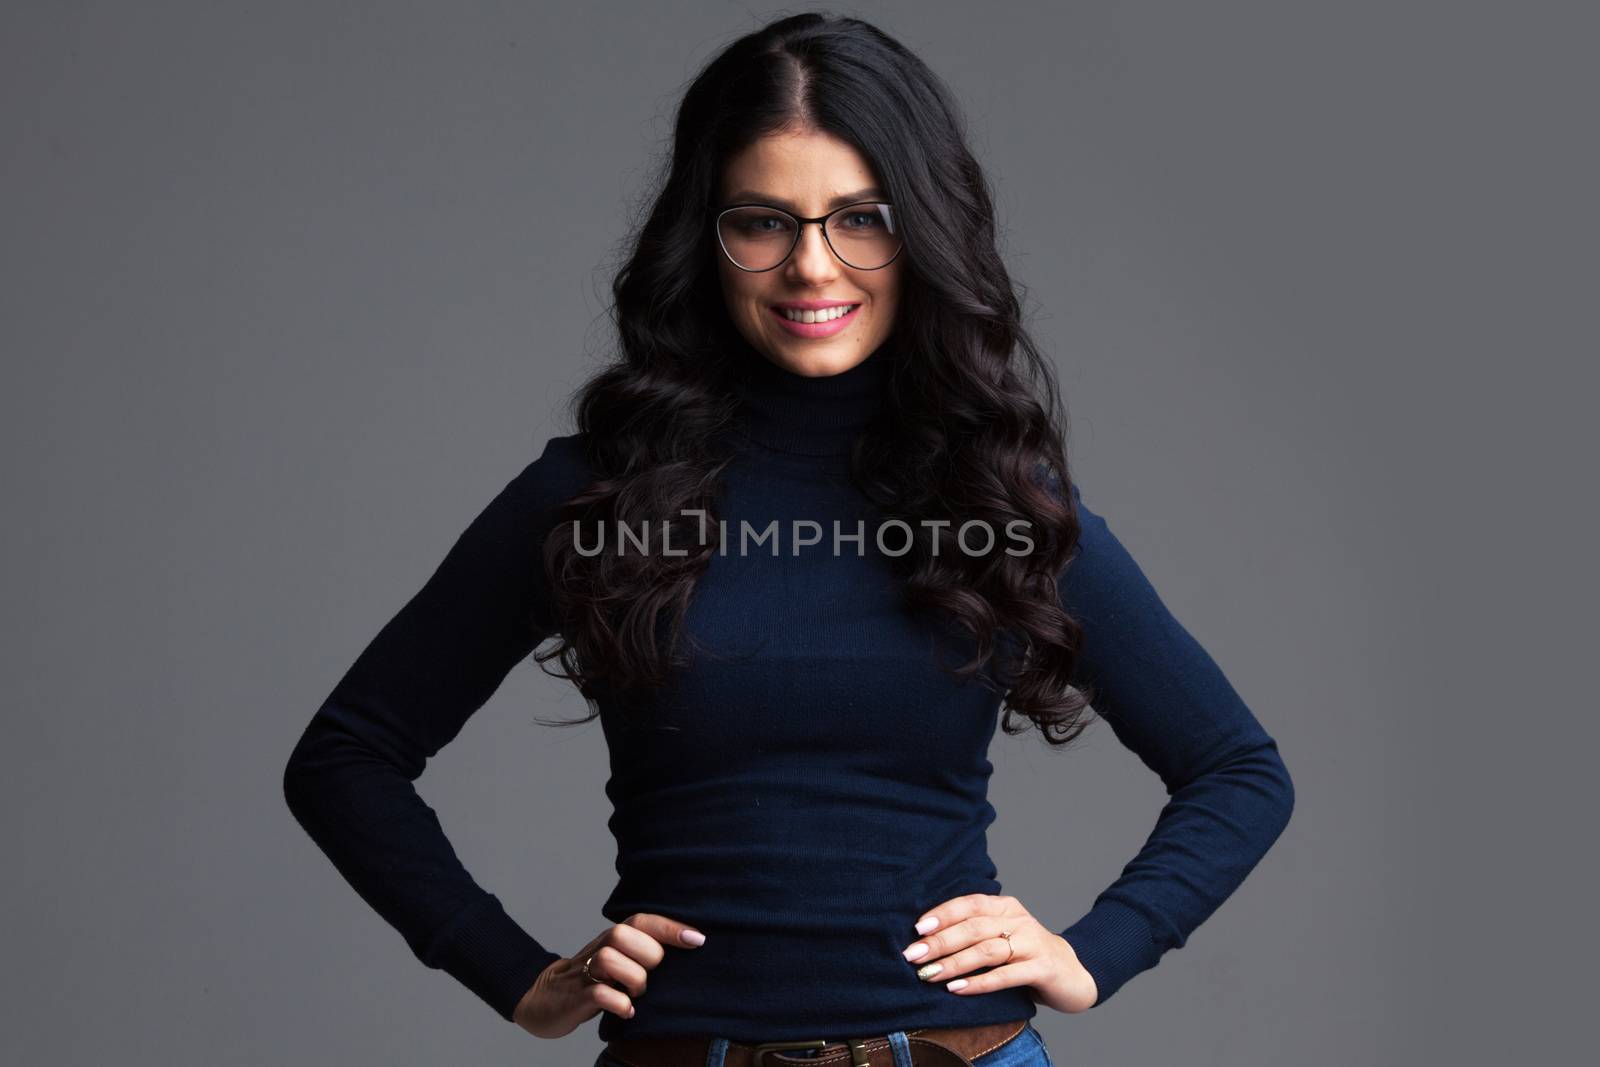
[750, 1037, 872, 1066]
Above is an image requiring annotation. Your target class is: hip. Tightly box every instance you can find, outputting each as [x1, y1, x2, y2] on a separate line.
[594, 1018, 1054, 1067]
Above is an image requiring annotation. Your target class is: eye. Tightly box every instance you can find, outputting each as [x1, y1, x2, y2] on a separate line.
[732, 213, 796, 236]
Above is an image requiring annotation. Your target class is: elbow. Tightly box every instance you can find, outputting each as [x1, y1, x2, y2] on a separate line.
[281, 723, 327, 825]
[282, 737, 312, 821]
[280, 711, 412, 824]
[1239, 727, 1296, 836]
[1267, 742, 1296, 840]
[1216, 731, 1297, 845]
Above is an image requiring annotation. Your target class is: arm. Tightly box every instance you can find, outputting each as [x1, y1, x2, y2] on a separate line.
[1055, 480, 1296, 1007]
[282, 434, 587, 1022]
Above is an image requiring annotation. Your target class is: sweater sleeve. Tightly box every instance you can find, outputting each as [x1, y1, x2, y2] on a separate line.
[1054, 480, 1295, 1007]
[282, 435, 585, 1023]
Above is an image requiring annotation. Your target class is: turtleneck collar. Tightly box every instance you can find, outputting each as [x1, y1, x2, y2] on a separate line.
[731, 342, 898, 457]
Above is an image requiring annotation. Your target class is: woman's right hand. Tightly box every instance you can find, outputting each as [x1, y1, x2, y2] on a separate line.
[512, 913, 707, 1038]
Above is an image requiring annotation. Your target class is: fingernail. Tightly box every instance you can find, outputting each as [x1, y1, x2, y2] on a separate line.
[947, 978, 968, 991]
[916, 962, 943, 980]
[902, 942, 929, 961]
[681, 929, 706, 946]
[915, 916, 940, 934]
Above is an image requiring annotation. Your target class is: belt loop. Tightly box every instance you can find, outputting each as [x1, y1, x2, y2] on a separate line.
[706, 1036, 729, 1067]
[886, 1030, 914, 1067]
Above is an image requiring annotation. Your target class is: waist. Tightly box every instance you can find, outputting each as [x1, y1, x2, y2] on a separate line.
[591, 915, 1038, 1043]
[594, 843, 1029, 1041]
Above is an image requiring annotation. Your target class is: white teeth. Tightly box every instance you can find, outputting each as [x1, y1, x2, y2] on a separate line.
[780, 304, 859, 323]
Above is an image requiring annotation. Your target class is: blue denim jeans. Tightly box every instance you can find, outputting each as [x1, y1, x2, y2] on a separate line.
[593, 1020, 1054, 1067]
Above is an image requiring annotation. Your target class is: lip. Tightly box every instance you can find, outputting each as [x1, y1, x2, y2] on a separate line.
[768, 301, 862, 338]
[771, 299, 859, 310]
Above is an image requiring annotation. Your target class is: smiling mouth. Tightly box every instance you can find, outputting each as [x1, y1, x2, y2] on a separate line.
[766, 302, 863, 339]
[771, 303, 861, 323]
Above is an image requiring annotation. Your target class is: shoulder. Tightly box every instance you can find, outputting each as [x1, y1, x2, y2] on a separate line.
[1053, 478, 1193, 660]
[450, 432, 594, 558]
[1050, 475, 1133, 605]
[527, 430, 592, 477]
[1027, 461, 1122, 600]
[505, 431, 595, 512]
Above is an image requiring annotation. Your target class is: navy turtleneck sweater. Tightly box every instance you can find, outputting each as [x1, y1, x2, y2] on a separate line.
[282, 345, 1294, 1042]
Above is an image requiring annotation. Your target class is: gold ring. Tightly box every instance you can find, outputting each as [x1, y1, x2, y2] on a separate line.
[998, 929, 1014, 963]
[582, 953, 603, 984]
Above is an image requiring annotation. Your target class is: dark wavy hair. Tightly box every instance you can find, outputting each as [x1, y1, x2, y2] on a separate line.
[535, 11, 1095, 745]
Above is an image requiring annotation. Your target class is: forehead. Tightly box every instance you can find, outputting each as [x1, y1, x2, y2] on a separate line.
[720, 129, 881, 206]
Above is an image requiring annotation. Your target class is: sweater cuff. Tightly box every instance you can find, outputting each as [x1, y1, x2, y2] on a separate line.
[421, 893, 564, 1022]
[1060, 897, 1164, 1008]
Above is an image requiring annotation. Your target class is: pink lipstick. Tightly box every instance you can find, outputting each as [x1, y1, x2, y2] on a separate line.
[768, 300, 862, 339]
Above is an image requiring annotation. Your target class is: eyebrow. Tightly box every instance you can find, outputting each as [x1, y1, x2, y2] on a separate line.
[723, 187, 886, 211]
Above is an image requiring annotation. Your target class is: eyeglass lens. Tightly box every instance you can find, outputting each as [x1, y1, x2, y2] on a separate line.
[717, 203, 901, 271]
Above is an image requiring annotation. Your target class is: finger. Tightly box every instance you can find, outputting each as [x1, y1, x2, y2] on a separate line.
[584, 977, 637, 1020]
[600, 921, 669, 971]
[905, 906, 1011, 964]
[941, 959, 1043, 997]
[921, 893, 997, 928]
[619, 912, 708, 952]
[585, 944, 650, 998]
[603, 912, 707, 972]
[910, 893, 1016, 940]
[913, 921, 1016, 981]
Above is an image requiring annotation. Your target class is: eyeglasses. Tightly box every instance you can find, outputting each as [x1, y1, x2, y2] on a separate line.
[714, 201, 904, 272]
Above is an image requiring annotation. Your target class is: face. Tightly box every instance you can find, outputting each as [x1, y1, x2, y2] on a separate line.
[715, 128, 903, 378]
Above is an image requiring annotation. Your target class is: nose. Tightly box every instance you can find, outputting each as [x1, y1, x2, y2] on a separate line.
[785, 221, 842, 285]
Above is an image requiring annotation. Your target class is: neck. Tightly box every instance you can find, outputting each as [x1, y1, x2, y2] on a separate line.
[732, 343, 898, 457]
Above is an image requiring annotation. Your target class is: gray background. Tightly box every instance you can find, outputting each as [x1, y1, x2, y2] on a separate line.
[5, 2, 1593, 1064]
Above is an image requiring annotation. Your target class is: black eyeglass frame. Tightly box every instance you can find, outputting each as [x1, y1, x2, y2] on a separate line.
[713, 201, 905, 273]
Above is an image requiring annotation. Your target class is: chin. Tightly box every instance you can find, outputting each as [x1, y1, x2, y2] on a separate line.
[789, 346, 873, 374]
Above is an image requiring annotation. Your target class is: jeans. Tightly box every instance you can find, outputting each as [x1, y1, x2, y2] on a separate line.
[593, 1020, 1054, 1067]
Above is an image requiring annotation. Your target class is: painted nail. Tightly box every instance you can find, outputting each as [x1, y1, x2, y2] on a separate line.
[681, 929, 706, 946]
[947, 979, 968, 991]
[915, 916, 940, 935]
[916, 962, 943, 980]
[902, 942, 929, 961]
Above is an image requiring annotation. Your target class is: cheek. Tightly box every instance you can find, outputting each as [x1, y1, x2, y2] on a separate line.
[725, 279, 762, 313]
[870, 281, 900, 322]
[869, 269, 900, 308]
[718, 271, 765, 327]
[743, 295, 770, 330]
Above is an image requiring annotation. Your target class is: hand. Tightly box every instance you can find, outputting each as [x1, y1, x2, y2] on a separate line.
[512, 913, 706, 1038]
[901, 894, 1098, 1014]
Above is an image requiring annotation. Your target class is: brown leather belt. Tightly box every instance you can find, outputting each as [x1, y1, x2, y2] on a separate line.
[602, 1018, 1028, 1067]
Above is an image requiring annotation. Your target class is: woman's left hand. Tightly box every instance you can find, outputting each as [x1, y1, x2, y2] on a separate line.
[902, 894, 1099, 1013]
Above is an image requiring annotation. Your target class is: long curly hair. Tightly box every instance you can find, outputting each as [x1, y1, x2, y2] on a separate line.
[535, 12, 1095, 745]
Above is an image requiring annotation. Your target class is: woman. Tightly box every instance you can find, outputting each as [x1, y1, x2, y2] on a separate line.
[283, 13, 1294, 1067]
